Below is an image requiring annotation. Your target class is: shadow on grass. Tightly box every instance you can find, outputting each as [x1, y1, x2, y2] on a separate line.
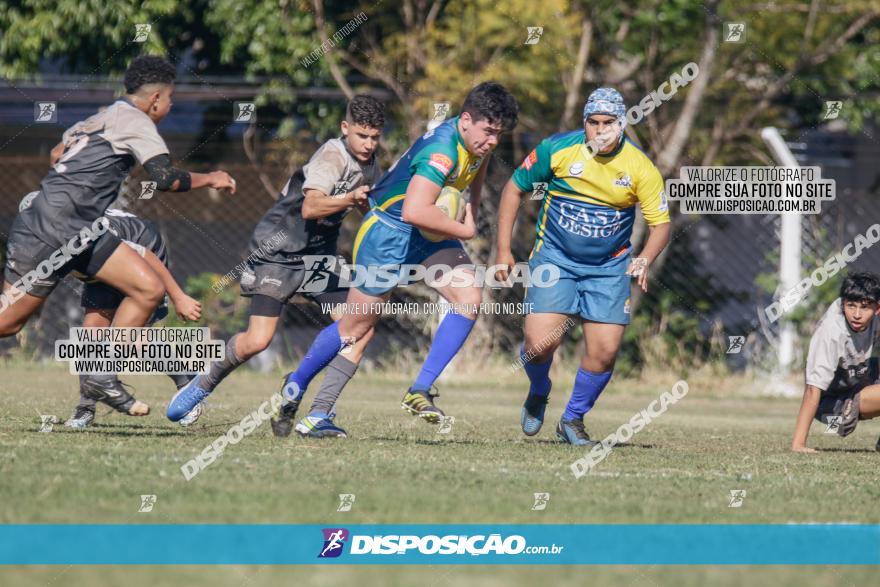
[520, 438, 657, 449]
[33, 419, 246, 438]
[48, 427, 190, 438]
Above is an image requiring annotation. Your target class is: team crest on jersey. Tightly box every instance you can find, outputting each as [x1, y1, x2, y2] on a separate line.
[428, 153, 453, 175]
[522, 150, 537, 170]
[569, 162, 584, 176]
[614, 174, 633, 188]
[467, 158, 483, 174]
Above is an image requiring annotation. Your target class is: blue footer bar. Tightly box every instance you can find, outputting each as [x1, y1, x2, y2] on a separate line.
[1, 524, 878, 564]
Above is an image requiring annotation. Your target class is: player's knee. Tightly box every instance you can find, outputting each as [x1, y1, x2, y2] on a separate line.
[586, 350, 617, 372]
[442, 289, 481, 317]
[525, 345, 555, 363]
[239, 330, 273, 356]
[132, 273, 164, 306]
[359, 326, 376, 345]
[455, 288, 482, 308]
[344, 320, 373, 341]
[523, 337, 557, 363]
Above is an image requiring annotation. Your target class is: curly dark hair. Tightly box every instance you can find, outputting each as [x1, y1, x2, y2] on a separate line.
[346, 94, 385, 129]
[840, 271, 880, 304]
[124, 56, 177, 94]
[461, 82, 519, 131]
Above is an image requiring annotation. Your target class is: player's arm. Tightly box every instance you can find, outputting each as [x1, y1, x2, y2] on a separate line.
[495, 140, 554, 282]
[301, 186, 369, 220]
[794, 331, 838, 452]
[116, 115, 235, 193]
[628, 163, 672, 292]
[140, 249, 201, 321]
[50, 142, 65, 166]
[402, 147, 474, 240]
[494, 178, 527, 282]
[628, 222, 671, 293]
[300, 148, 371, 219]
[402, 176, 474, 240]
[791, 384, 822, 453]
[143, 154, 236, 194]
[466, 156, 491, 225]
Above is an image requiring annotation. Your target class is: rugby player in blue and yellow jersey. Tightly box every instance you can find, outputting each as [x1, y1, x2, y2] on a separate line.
[494, 88, 671, 445]
[275, 82, 519, 427]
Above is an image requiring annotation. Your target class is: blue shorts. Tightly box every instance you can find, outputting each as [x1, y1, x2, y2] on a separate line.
[525, 249, 632, 324]
[352, 210, 465, 296]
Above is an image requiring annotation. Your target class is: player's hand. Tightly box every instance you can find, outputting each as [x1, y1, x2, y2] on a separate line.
[209, 171, 237, 194]
[173, 294, 202, 322]
[791, 445, 818, 454]
[626, 256, 650, 292]
[349, 185, 370, 205]
[494, 249, 517, 284]
[460, 202, 476, 240]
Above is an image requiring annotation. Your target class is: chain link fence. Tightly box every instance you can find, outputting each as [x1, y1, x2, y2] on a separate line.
[1, 128, 878, 377]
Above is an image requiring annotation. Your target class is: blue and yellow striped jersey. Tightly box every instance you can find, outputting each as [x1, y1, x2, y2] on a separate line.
[369, 116, 486, 225]
[512, 130, 669, 268]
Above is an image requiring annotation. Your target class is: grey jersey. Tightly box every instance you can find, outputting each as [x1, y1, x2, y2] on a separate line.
[248, 138, 381, 264]
[805, 298, 880, 394]
[19, 99, 169, 249]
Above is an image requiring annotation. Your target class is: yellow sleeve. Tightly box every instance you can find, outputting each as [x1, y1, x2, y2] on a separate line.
[636, 158, 671, 226]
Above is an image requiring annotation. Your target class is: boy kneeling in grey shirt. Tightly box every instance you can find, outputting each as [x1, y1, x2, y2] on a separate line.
[792, 272, 880, 452]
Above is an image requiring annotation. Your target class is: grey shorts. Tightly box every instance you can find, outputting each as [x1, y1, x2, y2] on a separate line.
[4, 215, 122, 298]
[239, 257, 348, 306]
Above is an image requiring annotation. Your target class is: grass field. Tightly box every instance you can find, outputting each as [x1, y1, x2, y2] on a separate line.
[1, 358, 878, 585]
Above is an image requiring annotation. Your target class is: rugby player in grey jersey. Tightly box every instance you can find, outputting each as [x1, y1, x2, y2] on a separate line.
[792, 272, 880, 452]
[166, 95, 384, 438]
[0, 56, 236, 340]
[59, 208, 203, 427]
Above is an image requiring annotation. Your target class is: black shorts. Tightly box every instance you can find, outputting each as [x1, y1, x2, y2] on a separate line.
[814, 387, 862, 437]
[239, 257, 349, 307]
[80, 281, 168, 324]
[3, 215, 121, 298]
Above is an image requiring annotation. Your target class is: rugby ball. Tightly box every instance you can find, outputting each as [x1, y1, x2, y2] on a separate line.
[420, 186, 466, 242]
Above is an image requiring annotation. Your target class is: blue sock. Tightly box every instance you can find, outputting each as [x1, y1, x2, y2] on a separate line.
[412, 312, 476, 392]
[521, 343, 552, 397]
[563, 368, 612, 421]
[289, 322, 343, 394]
